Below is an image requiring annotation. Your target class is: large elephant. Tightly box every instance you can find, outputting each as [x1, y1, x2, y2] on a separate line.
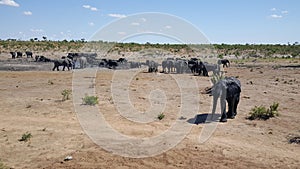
[52, 58, 73, 71]
[146, 60, 158, 72]
[211, 77, 241, 122]
[175, 59, 188, 74]
[161, 59, 175, 73]
[161, 60, 168, 73]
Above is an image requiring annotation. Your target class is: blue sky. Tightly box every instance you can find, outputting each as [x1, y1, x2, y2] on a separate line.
[0, 0, 299, 44]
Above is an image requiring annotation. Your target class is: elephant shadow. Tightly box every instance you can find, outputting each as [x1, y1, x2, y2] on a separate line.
[187, 113, 221, 124]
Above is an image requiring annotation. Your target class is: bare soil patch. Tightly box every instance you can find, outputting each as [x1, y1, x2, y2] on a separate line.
[0, 60, 299, 168]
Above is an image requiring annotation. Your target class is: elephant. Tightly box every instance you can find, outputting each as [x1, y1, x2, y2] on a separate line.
[129, 61, 141, 68]
[52, 58, 73, 71]
[166, 59, 176, 73]
[10, 52, 16, 59]
[218, 59, 230, 68]
[161, 60, 168, 73]
[161, 59, 175, 73]
[203, 62, 220, 75]
[187, 60, 208, 76]
[188, 59, 200, 74]
[197, 61, 209, 76]
[106, 59, 119, 69]
[74, 56, 87, 69]
[98, 59, 119, 69]
[25, 51, 33, 58]
[35, 55, 51, 62]
[16, 52, 22, 58]
[146, 60, 158, 72]
[98, 59, 108, 67]
[175, 59, 188, 74]
[188, 60, 197, 74]
[211, 77, 241, 122]
[118, 57, 127, 63]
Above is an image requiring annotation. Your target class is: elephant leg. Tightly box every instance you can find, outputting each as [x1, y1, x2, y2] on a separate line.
[226, 97, 235, 119]
[233, 93, 240, 117]
[204, 70, 208, 76]
[220, 95, 227, 122]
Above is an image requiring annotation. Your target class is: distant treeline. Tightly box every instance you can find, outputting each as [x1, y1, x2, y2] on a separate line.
[0, 40, 299, 58]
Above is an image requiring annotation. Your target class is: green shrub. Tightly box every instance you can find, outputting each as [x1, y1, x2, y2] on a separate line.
[0, 160, 8, 169]
[82, 95, 99, 105]
[18, 132, 32, 142]
[247, 102, 279, 120]
[211, 72, 224, 85]
[157, 113, 165, 120]
[61, 89, 71, 101]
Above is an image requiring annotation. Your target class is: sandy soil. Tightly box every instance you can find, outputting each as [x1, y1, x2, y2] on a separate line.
[0, 59, 299, 169]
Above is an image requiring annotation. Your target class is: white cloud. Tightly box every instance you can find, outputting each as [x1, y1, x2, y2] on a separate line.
[108, 13, 126, 18]
[281, 10, 288, 14]
[270, 14, 282, 19]
[90, 7, 98, 11]
[30, 29, 44, 32]
[271, 8, 276, 11]
[82, 5, 90, 9]
[23, 11, 32, 16]
[131, 22, 140, 26]
[83, 4, 98, 11]
[89, 22, 94, 26]
[0, 0, 19, 7]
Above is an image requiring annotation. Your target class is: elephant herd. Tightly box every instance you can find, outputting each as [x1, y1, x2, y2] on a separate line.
[10, 51, 33, 59]
[146, 58, 230, 76]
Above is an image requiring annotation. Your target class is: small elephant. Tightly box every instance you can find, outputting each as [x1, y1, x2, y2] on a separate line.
[218, 59, 230, 68]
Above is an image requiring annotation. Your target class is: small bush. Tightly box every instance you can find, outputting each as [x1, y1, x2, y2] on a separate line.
[82, 95, 99, 105]
[19, 132, 32, 142]
[247, 102, 279, 120]
[61, 89, 71, 101]
[210, 72, 224, 85]
[0, 160, 8, 169]
[48, 80, 54, 85]
[157, 113, 165, 120]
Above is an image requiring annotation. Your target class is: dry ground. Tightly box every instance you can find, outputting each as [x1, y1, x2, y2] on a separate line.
[0, 59, 299, 169]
